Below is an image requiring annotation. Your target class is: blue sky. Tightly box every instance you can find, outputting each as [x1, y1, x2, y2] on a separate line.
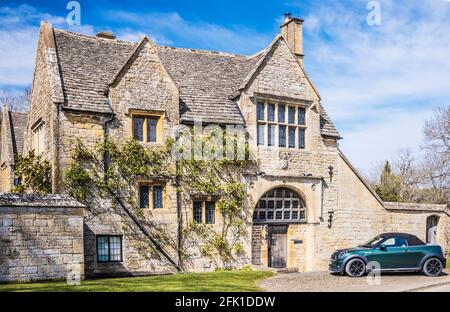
[1, 0, 449, 173]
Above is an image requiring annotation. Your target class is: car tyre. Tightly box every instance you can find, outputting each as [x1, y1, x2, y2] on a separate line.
[345, 258, 366, 277]
[422, 258, 443, 277]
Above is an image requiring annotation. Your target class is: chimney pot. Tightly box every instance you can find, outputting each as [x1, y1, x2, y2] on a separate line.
[96, 31, 116, 39]
[283, 12, 292, 23]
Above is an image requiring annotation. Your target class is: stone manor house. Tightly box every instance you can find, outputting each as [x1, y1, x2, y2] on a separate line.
[0, 16, 449, 281]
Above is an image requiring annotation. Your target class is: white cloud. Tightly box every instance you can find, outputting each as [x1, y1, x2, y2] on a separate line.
[104, 11, 272, 55]
[301, 0, 450, 170]
[339, 107, 435, 174]
[0, 4, 95, 88]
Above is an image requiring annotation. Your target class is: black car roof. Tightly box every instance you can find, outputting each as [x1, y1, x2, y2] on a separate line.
[379, 233, 425, 245]
[380, 232, 413, 238]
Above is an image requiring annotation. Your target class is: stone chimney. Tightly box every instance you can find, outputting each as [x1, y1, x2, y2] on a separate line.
[96, 31, 116, 39]
[280, 13, 304, 66]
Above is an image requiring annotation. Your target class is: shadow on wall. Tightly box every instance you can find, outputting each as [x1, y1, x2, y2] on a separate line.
[0, 209, 82, 282]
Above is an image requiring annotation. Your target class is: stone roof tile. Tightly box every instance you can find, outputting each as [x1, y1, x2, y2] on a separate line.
[9, 112, 28, 157]
[52, 29, 340, 135]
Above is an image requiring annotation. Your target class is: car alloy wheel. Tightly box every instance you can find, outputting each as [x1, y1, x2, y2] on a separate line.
[423, 258, 443, 277]
[345, 259, 366, 277]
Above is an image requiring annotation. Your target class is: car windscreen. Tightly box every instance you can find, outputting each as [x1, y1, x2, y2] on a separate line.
[359, 235, 385, 248]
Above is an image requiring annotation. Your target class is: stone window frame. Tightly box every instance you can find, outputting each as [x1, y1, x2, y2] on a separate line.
[96, 235, 123, 263]
[253, 187, 307, 224]
[129, 109, 164, 144]
[192, 197, 217, 225]
[31, 119, 45, 155]
[256, 100, 307, 150]
[137, 180, 166, 209]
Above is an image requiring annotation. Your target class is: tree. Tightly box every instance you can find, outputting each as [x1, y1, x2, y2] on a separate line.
[375, 161, 401, 202]
[420, 106, 450, 204]
[0, 88, 31, 112]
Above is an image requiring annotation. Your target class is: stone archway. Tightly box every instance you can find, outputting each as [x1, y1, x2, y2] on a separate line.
[252, 187, 306, 224]
[251, 187, 307, 269]
[426, 215, 439, 244]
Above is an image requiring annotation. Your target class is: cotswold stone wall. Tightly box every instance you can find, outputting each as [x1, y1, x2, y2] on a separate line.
[384, 209, 450, 254]
[0, 194, 85, 282]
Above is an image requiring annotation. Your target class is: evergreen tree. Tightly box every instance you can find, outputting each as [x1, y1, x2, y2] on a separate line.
[375, 161, 401, 202]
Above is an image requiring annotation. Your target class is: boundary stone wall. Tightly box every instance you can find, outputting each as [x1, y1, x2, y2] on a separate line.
[0, 194, 85, 282]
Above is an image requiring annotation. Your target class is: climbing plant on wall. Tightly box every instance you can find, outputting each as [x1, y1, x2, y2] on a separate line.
[13, 151, 52, 194]
[63, 130, 254, 271]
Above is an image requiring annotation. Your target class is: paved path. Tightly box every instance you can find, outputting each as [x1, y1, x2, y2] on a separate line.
[413, 283, 450, 292]
[259, 270, 450, 292]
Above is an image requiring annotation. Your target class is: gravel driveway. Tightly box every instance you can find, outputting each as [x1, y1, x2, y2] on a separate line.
[259, 270, 450, 292]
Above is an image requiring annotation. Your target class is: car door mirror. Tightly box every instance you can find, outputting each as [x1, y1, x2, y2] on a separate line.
[379, 245, 387, 251]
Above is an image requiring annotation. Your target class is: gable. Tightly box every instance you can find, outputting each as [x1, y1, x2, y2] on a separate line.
[109, 39, 180, 120]
[246, 39, 314, 102]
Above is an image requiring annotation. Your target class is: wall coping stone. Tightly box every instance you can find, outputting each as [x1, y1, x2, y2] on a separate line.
[385, 202, 449, 216]
[0, 193, 85, 208]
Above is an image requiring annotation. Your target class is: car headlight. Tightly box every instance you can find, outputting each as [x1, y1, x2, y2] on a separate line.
[338, 251, 349, 259]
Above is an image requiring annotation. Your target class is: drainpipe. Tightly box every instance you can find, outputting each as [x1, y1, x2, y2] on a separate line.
[103, 95, 115, 182]
[53, 103, 62, 193]
[175, 160, 184, 270]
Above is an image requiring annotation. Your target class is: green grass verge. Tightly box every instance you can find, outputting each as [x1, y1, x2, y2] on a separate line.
[0, 270, 274, 292]
[447, 255, 450, 269]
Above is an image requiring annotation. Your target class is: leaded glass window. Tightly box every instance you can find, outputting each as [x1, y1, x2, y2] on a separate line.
[253, 188, 306, 224]
[139, 183, 164, 209]
[96, 235, 123, 262]
[256, 101, 306, 149]
[193, 201, 203, 223]
[288, 127, 296, 148]
[278, 105, 286, 123]
[205, 202, 215, 224]
[298, 108, 306, 125]
[139, 185, 150, 208]
[299, 128, 305, 149]
[268, 125, 276, 146]
[257, 124, 265, 146]
[153, 185, 163, 209]
[147, 117, 158, 143]
[288, 107, 296, 124]
[193, 200, 216, 224]
[133, 117, 145, 142]
[268, 104, 275, 122]
[257, 103, 265, 121]
[132, 114, 162, 143]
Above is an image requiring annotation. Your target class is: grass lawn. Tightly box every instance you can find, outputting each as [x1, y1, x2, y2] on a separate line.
[0, 270, 274, 292]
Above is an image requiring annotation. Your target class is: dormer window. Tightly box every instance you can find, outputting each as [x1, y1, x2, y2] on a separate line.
[131, 111, 163, 143]
[257, 101, 306, 149]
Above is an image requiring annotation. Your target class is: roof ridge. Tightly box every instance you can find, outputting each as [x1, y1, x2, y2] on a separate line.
[53, 28, 259, 58]
[156, 44, 249, 58]
[10, 111, 29, 115]
[53, 28, 135, 45]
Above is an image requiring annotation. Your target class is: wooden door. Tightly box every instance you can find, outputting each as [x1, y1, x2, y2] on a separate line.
[269, 226, 287, 268]
[426, 216, 439, 244]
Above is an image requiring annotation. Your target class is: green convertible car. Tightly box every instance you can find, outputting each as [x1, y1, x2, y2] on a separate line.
[329, 233, 447, 277]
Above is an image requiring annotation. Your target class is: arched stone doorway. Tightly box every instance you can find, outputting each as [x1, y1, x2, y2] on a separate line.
[252, 187, 306, 268]
[426, 215, 439, 244]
